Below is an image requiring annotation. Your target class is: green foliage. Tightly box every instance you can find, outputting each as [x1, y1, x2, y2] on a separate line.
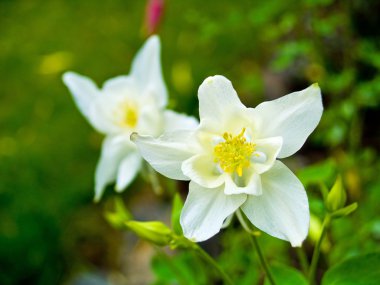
[322, 252, 380, 285]
[171, 193, 184, 235]
[326, 176, 347, 212]
[297, 159, 336, 187]
[265, 264, 308, 285]
[151, 251, 209, 285]
[104, 197, 132, 228]
[330, 202, 358, 219]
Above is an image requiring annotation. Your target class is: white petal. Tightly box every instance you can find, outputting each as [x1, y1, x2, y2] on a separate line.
[181, 154, 226, 188]
[252, 136, 283, 174]
[224, 172, 262, 195]
[102, 75, 138, 97]
[135, 103, 164, 137]
[254, 84, 323, 158]
[241, 161, 309, 247]
[131, 131, 197, 180]
[163, 110, 199, 132]
[180, 181, 247, 242]
[130, 35, 167, 107]
[221, 214, 234, 229]
[94, 135, 135, 202]
[198, 75, 245, 122]
[86, 76, 143, 135]
[88, 100, 124, 135]
[62, 71, 100, 121]
[115, 152, 142, 192]
[89, 88, 162, 136]
[62, 75, 131, 135]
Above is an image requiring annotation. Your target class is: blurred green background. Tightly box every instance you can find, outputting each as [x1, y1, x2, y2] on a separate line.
[0, 0, 379, 284]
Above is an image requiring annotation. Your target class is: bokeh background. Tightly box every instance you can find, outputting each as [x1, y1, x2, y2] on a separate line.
[1, 0, 379, 284]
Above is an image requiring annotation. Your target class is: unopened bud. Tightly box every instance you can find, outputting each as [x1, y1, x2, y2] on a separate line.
[104, 198, 132, 229]
[125, 221, 173, 246]
[326, 176, 347, 212]
[143, 0, 165, 36]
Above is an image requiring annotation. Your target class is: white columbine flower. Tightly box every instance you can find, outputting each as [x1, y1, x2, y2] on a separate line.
[62, 36, 198, 201]
[132, 75, 323, 246]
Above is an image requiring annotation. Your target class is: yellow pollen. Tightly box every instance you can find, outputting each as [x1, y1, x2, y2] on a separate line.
[121, 103, 138, 128]
[213, 128, 255, 176]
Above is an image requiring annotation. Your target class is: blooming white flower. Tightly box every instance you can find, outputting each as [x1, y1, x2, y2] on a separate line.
[62, 36, 198, 201]
[132, 75, 323, 246]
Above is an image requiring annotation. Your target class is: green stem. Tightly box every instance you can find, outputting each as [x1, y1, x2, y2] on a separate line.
[236, 210, 276, 285]
[296, 247, 310, 275]
[250, 235, 276, 285]
[308, 214, 331, 285]
[147, 164, 163, 195]
[194, 245, 234, 285]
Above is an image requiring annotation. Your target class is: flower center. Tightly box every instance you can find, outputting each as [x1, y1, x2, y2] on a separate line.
[120, 103, 138, 128]
[213, 128, 255, 176]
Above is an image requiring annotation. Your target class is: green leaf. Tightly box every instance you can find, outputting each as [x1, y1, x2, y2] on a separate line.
[151, 251, 208, 285]
[171, 193, 184, 235]
[322, 252, 380, 285]
[331, 202, 358, 219]
[264, 264, 307, 285]
[297, 159, 336, 187]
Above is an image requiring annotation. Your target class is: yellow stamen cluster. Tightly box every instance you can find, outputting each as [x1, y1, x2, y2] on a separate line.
[214, 128, 255, 176]
[121, 103, 138, 128]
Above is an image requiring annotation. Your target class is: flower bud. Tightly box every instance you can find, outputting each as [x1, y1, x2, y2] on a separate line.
[125, 221, 173, 246]
[104, 198, 132, 229]
[326, 176, 347, 212]
[143, 0, 165, 36]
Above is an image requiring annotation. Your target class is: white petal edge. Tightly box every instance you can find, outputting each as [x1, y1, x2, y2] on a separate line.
[62, 71, 100, 121]
[131, 131, 197, 180]
[163, 110, 199, 132]
[115, 152, 143, 192]
[198, 75, 245, 122]
[252, 136, 283, 174]
[221, 214, 234, 229]
[224, 172, 262, 196]
[254, 84, 323, 158]
[241, 161, 309, 247]
[181, 154, 226, 188]
[94, 135, 134, 202]
[102, 75, 138, 96]
[180, 181, 247, 242]
[130, 35, 168, 108]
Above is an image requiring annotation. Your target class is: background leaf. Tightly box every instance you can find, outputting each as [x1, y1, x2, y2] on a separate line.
[264, 263, 307, 285]
[322, 252, 380, 285]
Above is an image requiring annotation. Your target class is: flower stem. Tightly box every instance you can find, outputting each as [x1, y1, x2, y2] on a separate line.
[236, 210, 276, 285]
[250, 235, 276, 285]
[296, 247, 309, 275]
[194, 244, 234, 285]
[308, 214, 331, 285]
[146, 163, 163, 195]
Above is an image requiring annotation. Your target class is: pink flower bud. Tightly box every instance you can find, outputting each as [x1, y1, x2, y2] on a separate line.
[144, 0, 165, 36]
